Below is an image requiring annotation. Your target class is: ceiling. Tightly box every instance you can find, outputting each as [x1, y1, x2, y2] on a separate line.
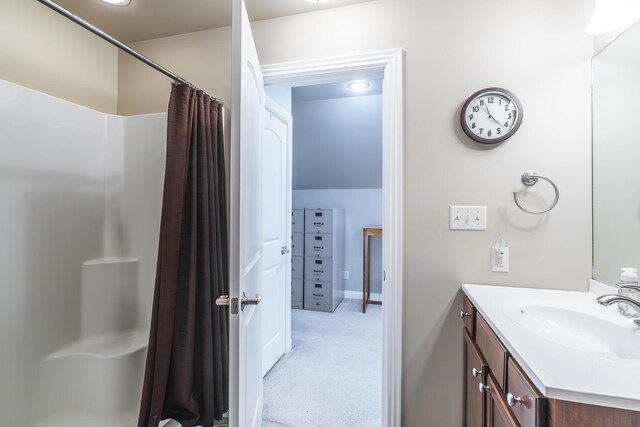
[292, 78, 383, 102]
[53, 0, 375, 43]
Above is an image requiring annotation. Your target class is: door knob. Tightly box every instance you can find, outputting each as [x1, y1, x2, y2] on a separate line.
[215, 295, 238, 314]
[460, 310, 470, 319]
[281, 246, 290, 255]
[472, 368, 482, 377]
[241, 292, 262, 311]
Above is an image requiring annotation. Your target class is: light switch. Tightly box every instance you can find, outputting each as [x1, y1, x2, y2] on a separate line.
[449, 206, 487, 230]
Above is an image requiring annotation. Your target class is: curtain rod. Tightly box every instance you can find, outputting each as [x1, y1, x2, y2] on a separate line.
[35, 0, 225, 106]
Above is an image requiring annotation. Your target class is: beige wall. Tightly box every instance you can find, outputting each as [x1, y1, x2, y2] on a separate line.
[117, 26, 231, 115]
[0, 0, 118, 113]
[250, 1, 593, 425]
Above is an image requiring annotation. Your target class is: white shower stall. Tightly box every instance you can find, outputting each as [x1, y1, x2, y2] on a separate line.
[0, 78, 168, 426]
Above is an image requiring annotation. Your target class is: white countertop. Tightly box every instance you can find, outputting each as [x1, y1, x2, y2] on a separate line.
[462, 281, 640, 411]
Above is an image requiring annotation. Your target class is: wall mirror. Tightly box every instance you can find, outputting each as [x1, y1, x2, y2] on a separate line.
[593, 20, 640, 284]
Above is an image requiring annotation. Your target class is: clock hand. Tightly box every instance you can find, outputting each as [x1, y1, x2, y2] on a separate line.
[483, 103, 505, 129]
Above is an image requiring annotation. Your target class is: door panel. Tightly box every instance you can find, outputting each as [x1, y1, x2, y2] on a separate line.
[464, 328, 488, 427]
[261, 97, 291, 376]
[486, 375, 519, 427]
[231, 0, 264, 426]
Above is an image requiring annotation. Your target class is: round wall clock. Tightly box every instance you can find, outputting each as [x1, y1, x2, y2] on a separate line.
[460, 87, 523, 144]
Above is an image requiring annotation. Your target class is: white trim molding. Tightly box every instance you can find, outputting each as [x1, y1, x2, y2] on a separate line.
[343, 290, 383, 301]
[262, 48, 404, 427]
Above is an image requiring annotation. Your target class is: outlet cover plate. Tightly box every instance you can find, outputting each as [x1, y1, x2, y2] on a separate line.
[450, 206, 487, 230]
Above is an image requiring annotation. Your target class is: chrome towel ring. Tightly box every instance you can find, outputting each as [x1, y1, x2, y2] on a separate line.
[513, 171, 559, 215]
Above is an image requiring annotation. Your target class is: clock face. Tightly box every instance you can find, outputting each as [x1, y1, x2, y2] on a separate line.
[461, 88, 523, 144]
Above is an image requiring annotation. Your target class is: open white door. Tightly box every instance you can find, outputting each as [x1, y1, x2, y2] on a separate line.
[229, 0, 265, 426]
[261, 97, 292, 376]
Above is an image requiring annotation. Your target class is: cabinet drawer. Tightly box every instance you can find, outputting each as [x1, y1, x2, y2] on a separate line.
[305, 257, 332, 282]
[507, 358, 546, 427]
[305, 233, 333, 258]
[304, 281, 332, 311]
[292, 209, 304, 233]
[462, 296, 476, 335]
[291, 232, 304, 257]
[291, 256, 303, 280]
[291, 279, 303, 309]
[305, 209, 333, 234]
[476, 313, 508, 390]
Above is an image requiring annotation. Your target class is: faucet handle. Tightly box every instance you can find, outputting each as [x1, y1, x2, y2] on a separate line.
[620, 284, 640, 293]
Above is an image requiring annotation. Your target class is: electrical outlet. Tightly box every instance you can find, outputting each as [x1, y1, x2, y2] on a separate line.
[450, 206, 487, 230]
[343, 271, 350, 280]
[491, 246, 509, 273]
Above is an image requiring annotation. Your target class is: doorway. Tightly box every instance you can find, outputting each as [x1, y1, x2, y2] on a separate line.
[257, 49, 403, 427]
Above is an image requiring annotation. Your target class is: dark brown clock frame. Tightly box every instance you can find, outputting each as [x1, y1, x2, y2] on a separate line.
[460, 87, 523, 144]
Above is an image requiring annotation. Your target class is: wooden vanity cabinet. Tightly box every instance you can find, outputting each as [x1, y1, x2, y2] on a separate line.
[464, 328, 488, 427]
[486, 374, 519, 427]
[462, 294, 640, 427]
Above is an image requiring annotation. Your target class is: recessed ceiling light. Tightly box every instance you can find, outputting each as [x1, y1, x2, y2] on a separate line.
[347, 80, 371, 93]
[305, 0, 332, 3]
[100, 0, 131, 6]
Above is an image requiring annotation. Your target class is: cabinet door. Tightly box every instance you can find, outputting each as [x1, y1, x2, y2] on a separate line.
[486, 374, 519, 427]
[464, 328, 488, 427]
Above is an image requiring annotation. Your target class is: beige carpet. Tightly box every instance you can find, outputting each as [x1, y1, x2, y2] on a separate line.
[263, 299, 382, 427]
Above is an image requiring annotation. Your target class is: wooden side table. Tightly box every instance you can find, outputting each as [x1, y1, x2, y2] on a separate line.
[362, 226, 382, 313]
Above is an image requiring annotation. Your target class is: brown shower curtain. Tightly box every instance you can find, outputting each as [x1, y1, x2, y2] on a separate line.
[138, 83, 229, 427]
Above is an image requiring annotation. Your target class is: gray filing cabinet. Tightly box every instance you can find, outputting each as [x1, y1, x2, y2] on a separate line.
[304, 208, 345, 312]
[291, 209, 304, 309]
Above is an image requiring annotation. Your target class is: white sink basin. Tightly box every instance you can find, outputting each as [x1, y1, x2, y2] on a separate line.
[502, 304, 640, 359]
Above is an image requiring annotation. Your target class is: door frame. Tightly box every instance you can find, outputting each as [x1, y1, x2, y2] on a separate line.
[264, 95, 294, 358]
[261, 48, 404, 427]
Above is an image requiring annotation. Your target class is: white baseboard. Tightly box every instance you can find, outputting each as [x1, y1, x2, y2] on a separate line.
[344, 290, 383, 302]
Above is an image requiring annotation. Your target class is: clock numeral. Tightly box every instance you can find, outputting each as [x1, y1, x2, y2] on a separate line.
[472, 106, 479, 113]
[480, 100, 485, 106]
[487, 130, 492, 137]
[499, 99, 502, 105]
[505, 105, 510, 111]
[471, 123, 476, 129]
[497, 128, 502, 135]
[508, 113, 512, 119]
[487, 96, 494, 104]
[468, 114, 474, 120]
[479, 128, 484, 135]
[504, 121, 509, 128]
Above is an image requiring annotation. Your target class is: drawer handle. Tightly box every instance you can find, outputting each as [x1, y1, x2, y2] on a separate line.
[506, 393, 525, 407]
[313, 293, 324, 298]
[472, 368, 482, 377]
[478, 383, 492, 393]
[314, 222, 324, 226]
[460, 310, 471, 319]
[314, 246, 324, 251]
[313, 269, 324, 274]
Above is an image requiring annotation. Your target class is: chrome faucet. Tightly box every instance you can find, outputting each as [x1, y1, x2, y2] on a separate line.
[596, 293, 640, 326]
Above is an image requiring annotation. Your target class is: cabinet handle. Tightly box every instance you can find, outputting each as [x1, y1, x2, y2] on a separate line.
[472, 368, 482, 377]
[478, 383, 493, 393]
[478, 383, 492, 393]
[460, 310, 470, 319]
[506, 393, 525, 406]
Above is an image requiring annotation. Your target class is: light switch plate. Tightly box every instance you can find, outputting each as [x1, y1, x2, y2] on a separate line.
[449, 206, 487, 230]
[343, 271, 350, 280]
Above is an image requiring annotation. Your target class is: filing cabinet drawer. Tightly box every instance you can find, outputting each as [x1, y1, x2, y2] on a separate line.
[305, 233, 332, 258]
[305, 209, 333, 234]
[292, 209, 304, 233]
[291, 256, 303, 280]
[304, 257, 332, 281]
[476, 313, 508, 390]
[506, 357, 546, 427]
[304, 281, 332, 311]
[291, 279, 303, 309]
[291, 232, 304, 257]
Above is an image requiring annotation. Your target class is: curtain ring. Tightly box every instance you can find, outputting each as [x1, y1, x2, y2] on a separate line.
[513, 171, 559, 215]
